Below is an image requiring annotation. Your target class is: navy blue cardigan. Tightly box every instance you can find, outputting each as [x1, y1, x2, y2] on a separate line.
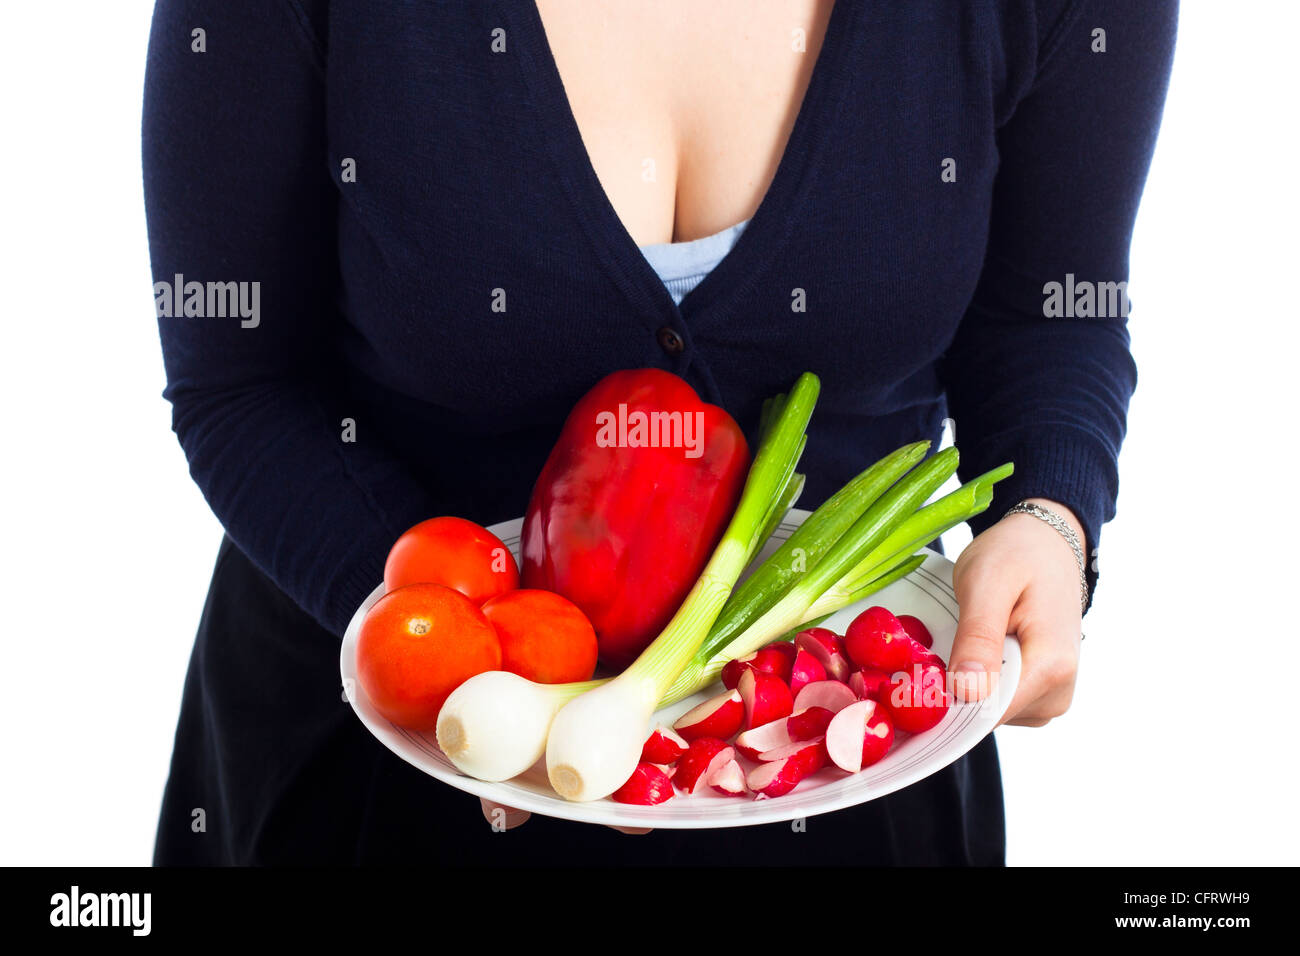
[144, 0, 1176, 637]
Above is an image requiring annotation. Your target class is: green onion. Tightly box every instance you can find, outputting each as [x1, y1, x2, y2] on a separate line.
[700, 440, 930, 663]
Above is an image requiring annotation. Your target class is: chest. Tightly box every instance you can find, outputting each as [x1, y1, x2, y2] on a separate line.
[533, 0, 834, 245]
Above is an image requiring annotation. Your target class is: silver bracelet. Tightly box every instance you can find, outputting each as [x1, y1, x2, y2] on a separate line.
[1003, 501, 1089, 614]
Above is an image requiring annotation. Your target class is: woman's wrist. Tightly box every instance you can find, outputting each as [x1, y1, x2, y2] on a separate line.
[1005, 497, 1089, 613]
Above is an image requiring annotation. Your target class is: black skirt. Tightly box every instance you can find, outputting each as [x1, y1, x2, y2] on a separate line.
[153, 537, 1006, 865]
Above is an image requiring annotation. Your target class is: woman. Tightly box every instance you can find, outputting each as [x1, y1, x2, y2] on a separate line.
[144, 0, 1176, 865]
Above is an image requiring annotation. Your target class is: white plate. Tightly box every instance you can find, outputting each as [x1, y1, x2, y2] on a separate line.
[340, 510, 1020, 829]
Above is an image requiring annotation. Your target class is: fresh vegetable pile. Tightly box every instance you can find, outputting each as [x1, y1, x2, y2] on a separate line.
[353, 368, 1013, 808]
[613, 607, 948, 803]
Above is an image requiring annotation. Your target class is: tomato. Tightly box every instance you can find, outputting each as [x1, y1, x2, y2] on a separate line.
[355, 583, 502, 730]
[480, 589, 599, 684]
[384, 516, 519, 604]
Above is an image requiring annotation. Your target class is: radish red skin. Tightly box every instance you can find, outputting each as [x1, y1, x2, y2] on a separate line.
[883, 663, 950, 733]
[789, 648, 827, 696]
[903, 636, 945, 669]
[673, 688, 745, 742]
[850, 667, 893, 702]
[794, 628, 852, 682]
[826, 700, 894, 772]
[721, 645, 796, 690]
[674, 737, 734, 793]
[787, 706, 834, 740]
[746, 740, 827, 798]
[641, 727, 688, 764]
[844, 606, 912, 673]
[612, 763, 675, 805]
[897, 614, 934, 649]
[738, 670, 795, 730]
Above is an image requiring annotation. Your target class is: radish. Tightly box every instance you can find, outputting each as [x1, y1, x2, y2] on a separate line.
[674, 738, 736, 794]
[848, 667, 892, 701]
[756, 736, 827, 763]
[793, 680, 857, 714]
[673, 688, 744, 741]
[882, 663, 949, 733]
[904, 637, 945, 669]
[825, 700, 895, 772]
[844, 606, 911, 672]
[794, 628, 852, 682]
[787, 706, 834, 740]
[789, 648, 827, 696]
[708, 758, 747, 797]
[746, 740, 826, 798]
[641, 726, 689, 764]
[738, 669, 794, 730]
[612, 763, 675, 805]
[720, 644, 797, 690]
[897, 614, 934, 648]
[735, 718, 794, 762]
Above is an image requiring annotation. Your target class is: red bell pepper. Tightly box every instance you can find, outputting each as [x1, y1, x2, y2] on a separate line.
[521, 369, 750, 670]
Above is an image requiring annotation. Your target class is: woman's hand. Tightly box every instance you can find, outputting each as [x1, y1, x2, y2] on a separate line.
[480, 798, 652, 835]
[948, 498, 1085, 727]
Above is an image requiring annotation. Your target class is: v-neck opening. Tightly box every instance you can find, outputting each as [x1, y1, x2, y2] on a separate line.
[505, 1, 856, 323]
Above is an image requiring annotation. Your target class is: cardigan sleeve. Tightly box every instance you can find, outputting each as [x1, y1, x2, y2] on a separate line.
[144, 0, 437, 636]
[938, 0, 1178, 608]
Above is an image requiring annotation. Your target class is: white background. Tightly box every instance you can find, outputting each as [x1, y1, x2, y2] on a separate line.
[0, 3, 1295, 866]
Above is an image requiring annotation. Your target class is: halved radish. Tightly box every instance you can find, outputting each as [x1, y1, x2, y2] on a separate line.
[707, 757, 747, 797]
[795, 628, 852, 682]
[746, 740, 827, 798]
[641, 726, 689, 764]
[738, 669, 794, 730]
[673, 688, 744, 742]
[825, 700, 895, 773]
[612, 762, 675, 805]
[674, 737, 736, 794]
[787, 706, 834, 740]
[721, 644, 796, 689]
[789, 648, 827, 696]
[897, 614, 934, 649]
[756, 736, 826, 763]
[735, 717, 794, 761]
[848, 667, 892, 702]
[793, 680, 858, 714]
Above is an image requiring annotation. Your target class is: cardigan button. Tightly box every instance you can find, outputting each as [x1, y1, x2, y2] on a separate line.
[656, 326, 685, 355]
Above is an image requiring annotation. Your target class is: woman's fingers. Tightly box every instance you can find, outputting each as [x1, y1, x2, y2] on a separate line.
[480, 798, 530, 830]
[949, 554, 1021, 703]
[999, 600, 1080, 727]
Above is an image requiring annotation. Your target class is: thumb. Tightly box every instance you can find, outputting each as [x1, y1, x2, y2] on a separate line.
[949, 563, 1019, 703]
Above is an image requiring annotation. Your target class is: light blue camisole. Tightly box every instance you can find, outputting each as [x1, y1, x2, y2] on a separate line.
[639, 219, 749, 305]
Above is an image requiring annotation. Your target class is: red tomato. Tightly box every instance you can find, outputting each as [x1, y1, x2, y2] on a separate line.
[384, 516, 519, 604]
[480, 589, 599, 684]
[355, 583, 502, 730]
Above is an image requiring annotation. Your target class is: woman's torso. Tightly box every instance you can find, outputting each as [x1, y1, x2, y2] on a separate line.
[325, 1, 1042, 525]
